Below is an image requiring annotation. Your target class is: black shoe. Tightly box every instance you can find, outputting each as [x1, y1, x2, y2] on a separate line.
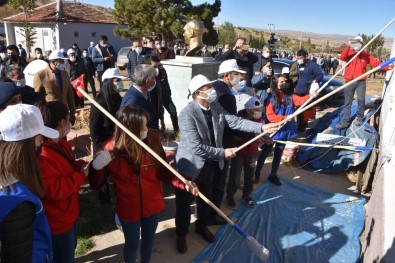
[226, 197, 236, 210]
[336, 123, 349, 130]
[176, 235, 187, 253]
[269, 174, 282, 186]
[195, 227, 215, 243]
[354, 118, 362, 126]
[207, 215, 227, 226]
[242, 196, 256, 208]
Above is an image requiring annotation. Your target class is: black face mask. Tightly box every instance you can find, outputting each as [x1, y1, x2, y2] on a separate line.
[36, 143, 43, 156]
[10, 54, 18, 61]
[280, 83, 293, 94]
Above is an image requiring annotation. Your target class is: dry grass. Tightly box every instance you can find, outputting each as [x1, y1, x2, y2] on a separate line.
[74, 107, 91, 133]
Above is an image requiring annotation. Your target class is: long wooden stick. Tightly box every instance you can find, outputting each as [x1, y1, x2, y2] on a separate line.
[78, 87, 234, 226]
[274, 140, 373, 151]
[234, 57, 395, 153]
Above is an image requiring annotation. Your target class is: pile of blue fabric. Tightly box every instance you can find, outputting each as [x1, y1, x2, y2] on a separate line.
[194, 177, 366, 262]
[296, 100, 379, 173]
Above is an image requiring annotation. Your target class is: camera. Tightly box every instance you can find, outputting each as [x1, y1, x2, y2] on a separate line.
[241, 45, 250, 51]
[268, 33, 280, 53]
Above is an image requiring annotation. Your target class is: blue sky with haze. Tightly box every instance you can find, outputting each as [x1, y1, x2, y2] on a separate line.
[82, 0, 395, 39]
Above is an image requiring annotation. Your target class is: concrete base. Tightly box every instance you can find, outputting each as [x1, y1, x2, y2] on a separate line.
[160, 56, 219, 128]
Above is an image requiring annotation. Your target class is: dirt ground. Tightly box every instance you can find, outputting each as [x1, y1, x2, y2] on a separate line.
[75, 73, 385, 263]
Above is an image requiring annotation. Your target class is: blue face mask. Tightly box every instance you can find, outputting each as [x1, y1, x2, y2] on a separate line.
[237, 80, 247, 93]
[148, 80, 156, 92]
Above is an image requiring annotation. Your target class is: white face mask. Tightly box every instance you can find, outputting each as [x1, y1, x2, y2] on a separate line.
[253, 111, 261, 119]
[148, 80, 156, 92]
[198, 87, 217, 104]
[352, 43, 362, 51]
[263, 52, 270, 58]
[69, 57, 76, 62]
[230, 74, 240, 87]
[136, 47, 142, 54]
[16, 78, 26, 87]
[297, 59, 304, 65]
[36, 53, 43, 59]
[63, 121, 71, 138]
[82, 52, 88, 57]
[56, 62, 65, 71]
[140, 130, 148, 140]
[115, 81, 124, 92]
[155, 67, 159, 76]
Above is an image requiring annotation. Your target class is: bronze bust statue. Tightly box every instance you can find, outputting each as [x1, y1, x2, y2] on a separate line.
[183, 20, 207, 56]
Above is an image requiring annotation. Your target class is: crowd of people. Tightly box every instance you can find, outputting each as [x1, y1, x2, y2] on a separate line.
[0, 33, 389, 262]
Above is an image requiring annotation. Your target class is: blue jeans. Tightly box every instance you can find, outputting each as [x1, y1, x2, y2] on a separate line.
[120, 213, 160, 263]
[255, 143, 285, 179]
[227, 156, 257, 198]
[52, 220, 78, 263]
[341, 80, 366, 125]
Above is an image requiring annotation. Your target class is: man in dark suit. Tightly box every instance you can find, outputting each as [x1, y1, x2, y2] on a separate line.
[121, 64, 159, 131]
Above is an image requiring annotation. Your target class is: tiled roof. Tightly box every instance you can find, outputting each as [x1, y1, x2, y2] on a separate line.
[3, 1, 116, 24]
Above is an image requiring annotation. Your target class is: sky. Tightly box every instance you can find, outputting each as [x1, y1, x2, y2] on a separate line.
[82, 0, 395, 39]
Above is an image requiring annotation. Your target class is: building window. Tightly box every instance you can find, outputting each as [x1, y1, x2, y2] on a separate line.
[74, 32, 79, 38]
[92, 32, 96, 38]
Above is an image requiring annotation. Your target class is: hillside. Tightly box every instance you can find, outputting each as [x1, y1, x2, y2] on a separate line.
[234, 26, 393, 52]
[0, 0, 53, 20]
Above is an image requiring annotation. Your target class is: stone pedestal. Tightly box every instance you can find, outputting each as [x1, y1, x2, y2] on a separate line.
[160, 56, 219, 128]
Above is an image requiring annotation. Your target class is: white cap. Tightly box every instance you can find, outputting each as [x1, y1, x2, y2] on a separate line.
[102, 68, 127, 82]
[354, 36, 363, 43]
[48, 50, 68, 60]
[188, 74, 216, 94]
[90, 41, 95, 46]
[67, 48, 76, 55]
[243, 96, 262, 110]
[0, 104, 59, 141]
[282, 67, 290, 74]
[218, 59, 246, 74]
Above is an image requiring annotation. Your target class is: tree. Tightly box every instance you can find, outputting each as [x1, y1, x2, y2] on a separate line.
[217, 21, 236, 46]
[8, 0, 36, 58]
[113, 0, 221, 46]
[360, 33, 385, 58]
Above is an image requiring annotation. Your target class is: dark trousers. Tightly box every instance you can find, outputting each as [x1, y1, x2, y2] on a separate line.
[341, 80, 366, 125]
[162, 95, 179, 131]
[175, 162, 220, 236]
[86, 77, 97, 98]
[210, 160, 227, 219]
[227, 155, 257, 199]
[255, 143, 285, 178]
[52, 220, 78, 263]
[97, 71, 104, 87]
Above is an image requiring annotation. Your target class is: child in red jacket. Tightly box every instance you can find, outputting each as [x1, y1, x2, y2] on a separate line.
[89, 105, 197, 263]
[36, 101, 89, 263]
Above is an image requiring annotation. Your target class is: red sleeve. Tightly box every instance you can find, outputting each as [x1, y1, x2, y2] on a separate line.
[39, 156, 86, 201]
[87, 162, 107, 190]
[340, 46, 354, 61]
[292, 94, 311, 107]
[265, 99, 286, 123]
[368, 53, 387, 70]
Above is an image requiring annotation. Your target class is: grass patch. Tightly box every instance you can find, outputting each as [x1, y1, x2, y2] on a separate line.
[75, 237, 94, 256]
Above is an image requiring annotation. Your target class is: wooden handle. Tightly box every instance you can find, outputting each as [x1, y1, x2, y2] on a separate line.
[234, 65, 381, 153]
[78, 87, 235, 226]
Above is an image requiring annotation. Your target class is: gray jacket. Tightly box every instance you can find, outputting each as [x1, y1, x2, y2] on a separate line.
[174, 100, 262, 180]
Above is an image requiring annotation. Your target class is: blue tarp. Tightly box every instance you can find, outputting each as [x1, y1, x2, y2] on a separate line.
[295, 100, 379, 173]
[194, 177, 366, 263]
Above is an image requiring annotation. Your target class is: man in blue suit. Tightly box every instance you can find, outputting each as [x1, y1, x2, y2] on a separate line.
[121, 64, 159, 130]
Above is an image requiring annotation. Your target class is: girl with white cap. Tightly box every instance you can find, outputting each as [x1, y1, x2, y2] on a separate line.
[0, 104, 59, 262]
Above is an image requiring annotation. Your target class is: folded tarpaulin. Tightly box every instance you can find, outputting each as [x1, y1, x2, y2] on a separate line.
[194, 177, 366, 263]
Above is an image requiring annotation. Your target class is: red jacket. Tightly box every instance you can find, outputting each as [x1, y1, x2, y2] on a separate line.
[89, 141, 186, 223]
[39, 139, 87, 235]
[340, 46, 384, 81]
